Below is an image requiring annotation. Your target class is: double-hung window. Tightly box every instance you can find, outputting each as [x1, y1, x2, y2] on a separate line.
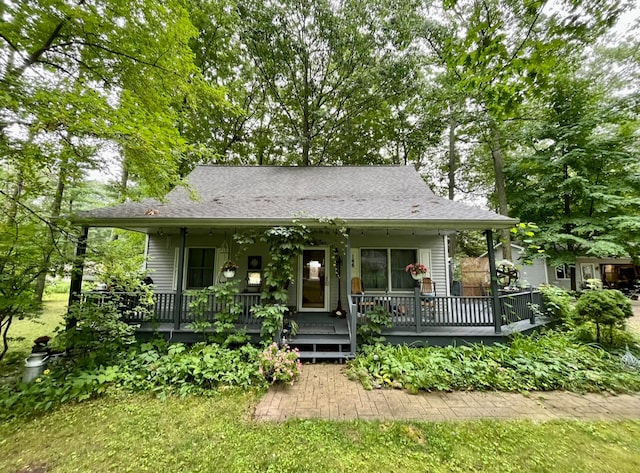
[361, 249, 416, 292]
[186, 248, 216, 289]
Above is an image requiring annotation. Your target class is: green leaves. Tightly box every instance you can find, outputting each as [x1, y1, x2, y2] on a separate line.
[347, 331, 640, 394]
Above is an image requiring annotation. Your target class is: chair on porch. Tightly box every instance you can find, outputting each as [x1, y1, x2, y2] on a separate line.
[421, 277, 436, 320]
[351, 277, 376, 315]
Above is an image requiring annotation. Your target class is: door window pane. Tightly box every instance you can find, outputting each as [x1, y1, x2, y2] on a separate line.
[302, 249, 326, 308]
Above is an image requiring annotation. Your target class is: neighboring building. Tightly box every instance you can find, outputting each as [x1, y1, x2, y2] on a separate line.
[549, 257, 638, 291]
[478, 243, 549, 289]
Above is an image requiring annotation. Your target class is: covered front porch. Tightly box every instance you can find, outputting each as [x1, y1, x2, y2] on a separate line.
[93, 281, 547, 359]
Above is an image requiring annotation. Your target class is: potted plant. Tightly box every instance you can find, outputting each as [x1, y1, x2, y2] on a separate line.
[405, 263, 428, 280]
[221, 260, 239, 278]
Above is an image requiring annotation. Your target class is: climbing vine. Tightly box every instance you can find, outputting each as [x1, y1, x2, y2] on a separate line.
[235, 218, 347, 341]
[236, 222, 312, 340]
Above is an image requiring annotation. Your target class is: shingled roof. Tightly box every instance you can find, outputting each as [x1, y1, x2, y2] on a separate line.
[75, 166, 516, 230]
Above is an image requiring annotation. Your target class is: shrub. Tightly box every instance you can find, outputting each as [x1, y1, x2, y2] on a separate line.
[258, 342, 302, 385]
[574, 289, 633, 344]
[539, 285, 574, 324]
[60, 294, 138, 367]
[0, 341, 269, 420]
[357, 305, 393, 345]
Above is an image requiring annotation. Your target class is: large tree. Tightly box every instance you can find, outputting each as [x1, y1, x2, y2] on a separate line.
[506, 67, 640, 289]
[235, 0, 425, 166]
[418, 0, 626, 259]
[0, 0, 228, 359]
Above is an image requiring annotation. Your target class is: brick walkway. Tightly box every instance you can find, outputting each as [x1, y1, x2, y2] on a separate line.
[254, 364, 640, 422]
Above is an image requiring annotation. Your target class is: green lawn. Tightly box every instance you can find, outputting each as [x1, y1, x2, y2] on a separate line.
[0, 391, 639, 473]
[0, 293, 66, 378]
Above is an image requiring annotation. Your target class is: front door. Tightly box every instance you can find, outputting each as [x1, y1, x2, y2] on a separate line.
[298, 248, 329, 312]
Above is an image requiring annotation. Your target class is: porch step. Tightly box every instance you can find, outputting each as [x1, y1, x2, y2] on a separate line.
[297, 351, 355, 360]
[287, 333, 352, 361]
[289, 334, 350, 345]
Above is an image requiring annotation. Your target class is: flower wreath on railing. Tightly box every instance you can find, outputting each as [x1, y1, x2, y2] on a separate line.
[405, 263, 428, 277]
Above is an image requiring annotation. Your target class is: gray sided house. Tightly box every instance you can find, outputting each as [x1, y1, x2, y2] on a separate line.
[72, 166, 547, 360]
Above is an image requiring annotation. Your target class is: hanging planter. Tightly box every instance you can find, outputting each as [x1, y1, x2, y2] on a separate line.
[221, 260, 239, 279]
[406, 263, 428, 280]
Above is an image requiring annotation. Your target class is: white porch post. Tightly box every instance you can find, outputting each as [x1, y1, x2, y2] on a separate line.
[173, 227, 187, 331]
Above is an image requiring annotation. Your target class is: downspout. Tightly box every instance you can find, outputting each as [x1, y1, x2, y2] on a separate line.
[346, 230, 356, 356]
[485, 230, 502, 334]
[173, 227, 187, 331]
[67, 225, 89, 329]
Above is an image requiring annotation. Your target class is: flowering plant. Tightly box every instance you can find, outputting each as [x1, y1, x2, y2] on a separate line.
[221, 260, 239, 271]
[405, 263, 428, 276]
[258, 342, 302, 385]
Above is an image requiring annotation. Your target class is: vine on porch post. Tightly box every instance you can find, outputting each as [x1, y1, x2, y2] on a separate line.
[234, 218, 348, 342]
[236, 223, 312, 341]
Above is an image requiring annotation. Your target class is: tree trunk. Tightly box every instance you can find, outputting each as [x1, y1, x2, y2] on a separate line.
[35, 155, 69, 302]
[490, 124, 512, 262]
[448, 108, 458, 259]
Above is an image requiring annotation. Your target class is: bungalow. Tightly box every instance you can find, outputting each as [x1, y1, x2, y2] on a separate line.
[71, 166, 547, 359]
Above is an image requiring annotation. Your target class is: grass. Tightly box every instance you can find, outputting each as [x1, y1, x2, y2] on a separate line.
[0, 293, 66, 378]
[0, 391, 639, 473]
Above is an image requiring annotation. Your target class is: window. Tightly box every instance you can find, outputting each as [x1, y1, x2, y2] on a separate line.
[186, 248, 215, 289]
[361, 249, 417, 292]
[555, 263, 573, 280]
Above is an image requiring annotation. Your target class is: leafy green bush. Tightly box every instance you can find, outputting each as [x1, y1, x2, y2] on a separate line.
[0, 341, 269, 420]
[539, 285, 574, 324]
[60, 295, 138, 367]
[574, 289, 633, 344]
[346, 331, 640, 393]
[357, 305, 393, 345]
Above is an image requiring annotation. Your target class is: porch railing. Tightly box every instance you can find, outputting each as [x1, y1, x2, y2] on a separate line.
[498, 289, 544, 325]
[81, 291, 263, 328]
[82, 288, 543, 334]
[349, 288, 543, 333]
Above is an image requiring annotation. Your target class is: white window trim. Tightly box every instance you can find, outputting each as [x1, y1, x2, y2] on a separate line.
[555, 263, 574, 280]
[173, 246, 217, 290]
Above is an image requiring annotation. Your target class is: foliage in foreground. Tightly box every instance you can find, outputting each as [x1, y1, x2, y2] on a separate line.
[0, 341, 301, 421]
[346, 331, 640, 393]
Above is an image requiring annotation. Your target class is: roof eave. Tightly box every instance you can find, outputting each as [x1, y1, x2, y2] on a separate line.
[72, 216, 518, 231]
